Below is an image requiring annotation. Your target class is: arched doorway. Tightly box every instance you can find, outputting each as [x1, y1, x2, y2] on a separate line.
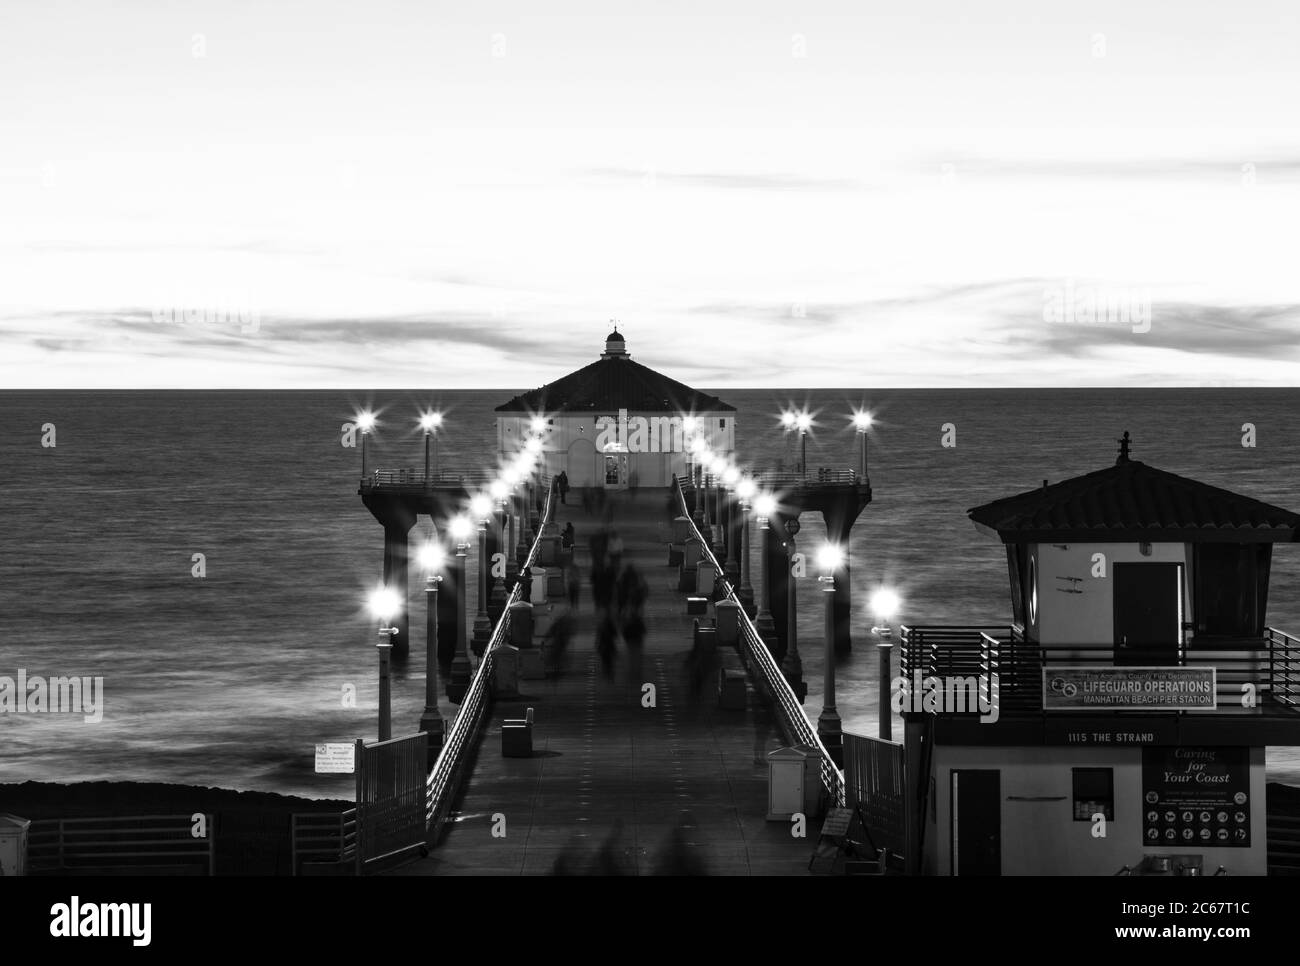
[566, 438, 597, 487]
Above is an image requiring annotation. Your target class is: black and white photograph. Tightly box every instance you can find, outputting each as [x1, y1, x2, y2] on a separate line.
[1, 0, 1295, 946]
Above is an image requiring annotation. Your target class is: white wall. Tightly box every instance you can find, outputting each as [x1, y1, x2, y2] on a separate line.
[1029, 541, 1191, 647]
[925, 744, 1266, 876]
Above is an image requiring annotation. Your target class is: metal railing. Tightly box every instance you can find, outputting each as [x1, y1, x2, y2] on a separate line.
[901, 624, 1300, 716]
[290, 809, 358, 875]
[360, 469, 499, 490]
[673, 480, 846, 806]
[28, 815, 216, 875]
[425, 479, 558, 841]
[687, 468, 865, 491]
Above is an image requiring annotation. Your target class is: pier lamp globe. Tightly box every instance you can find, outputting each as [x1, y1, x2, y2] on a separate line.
[529, 415, 547, 434]
[817, 544, 844, 575]
[754, 493, 777, 521]
[851, 410, 873, 483]
[780, 411, 796, 429]
[417, 542, 446, 574]
[368, 586, 401, 631]
[470, 494, 493, 523]
[870, 587, 900, 638]
[449, 514, 474, 544]
[526, 436, 543, 455]
[723, 466, 740, 488]
[737, 478, 757, 504]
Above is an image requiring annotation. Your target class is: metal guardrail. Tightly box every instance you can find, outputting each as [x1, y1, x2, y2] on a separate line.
[290, 809, 358, 874]
[689, 468, 865, 490]
[360, 469, 498, 490]
[425, 479, 558, 841]
[28, 815, 216, 875]
[901, 624, 1300, 716]
[674, 481, 846, 807]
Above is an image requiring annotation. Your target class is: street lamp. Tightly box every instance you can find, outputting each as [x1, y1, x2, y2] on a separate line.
[816, 544, 844, 761]
[870, 586, 900, 740]
[471, 493, 495, 654]
[357, 411, 376, 481]
[367, 585, 401, 742]
[447, 514, 474, 703]
[721, 464, 740, 582]
[754, 494, 778, 643]
[735, 477, 757, 614]
[419, 411, 443, 486]
[795, 411, 813, 482]
[782, 516, 805, 700]
[851, 410, 872, 484]
[416, 542, 446, 750]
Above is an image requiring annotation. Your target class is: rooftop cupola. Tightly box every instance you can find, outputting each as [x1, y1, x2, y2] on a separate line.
[601, 325, 629, 359]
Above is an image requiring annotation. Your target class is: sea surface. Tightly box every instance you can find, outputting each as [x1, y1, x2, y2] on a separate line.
[2, 389, 1299, 798]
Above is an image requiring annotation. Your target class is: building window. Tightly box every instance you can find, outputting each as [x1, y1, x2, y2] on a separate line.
[1073, 768, 1114, 821]
[719, 418, 725, 428]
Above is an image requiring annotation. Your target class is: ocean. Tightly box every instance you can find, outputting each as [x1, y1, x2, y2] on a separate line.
[2, 388, 1299, 798]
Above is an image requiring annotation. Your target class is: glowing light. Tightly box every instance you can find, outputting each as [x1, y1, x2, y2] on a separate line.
[723, 466, 740, 487]
[526, 437, 543, 454]
[795, 412, 813, 432]
[736, 478, 757, 501]
[368, 586, 402, 624]
[356, 411, 376, 432]
[780, 411, 796, 428]
[502, 467, 521, 487]
[817, 544, 844, 573]
[529, 416, 547, 433]
[682, 415, 700, 435]
[449, 515, 474, 541]
[754, 494, 777, 518]
[417, 542, 445, 572]
[470, 494, 493, 520]
[689, 436, 707, 455]
[489, 480, 508, 501]
[870, 588, 900, 622]
[851, 410, 873, 431]
[708, 456, 727, 476]
[418, 411, 443, 432]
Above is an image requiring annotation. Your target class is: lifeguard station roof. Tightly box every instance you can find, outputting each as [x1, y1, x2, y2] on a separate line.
[495, 331, 735, 413]
[969, 438, 1300, 544]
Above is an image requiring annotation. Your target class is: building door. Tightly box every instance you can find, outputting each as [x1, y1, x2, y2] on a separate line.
[602, 453, 627, 489]
[951, 770, 1000, 876]
[1114, 562, 1182, 665]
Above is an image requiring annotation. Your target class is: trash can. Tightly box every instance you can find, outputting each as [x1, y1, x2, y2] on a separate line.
[0, 814, 31, 877]
[508, 600, 534, 647]
[715, 599, 740, 646]
[696, 560, 716, 596]
[493, 645, 520, 697]
[683, 540, 702, 569]
[672, 516, 694, 543]
[530, 567, 548, 601]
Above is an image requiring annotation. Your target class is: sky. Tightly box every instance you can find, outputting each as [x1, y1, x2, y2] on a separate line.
[1, 0, 1298, 388]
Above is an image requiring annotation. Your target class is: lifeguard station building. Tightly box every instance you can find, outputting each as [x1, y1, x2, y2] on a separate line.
[494, 329, 735, 489]
[901, 433, 1300, 876]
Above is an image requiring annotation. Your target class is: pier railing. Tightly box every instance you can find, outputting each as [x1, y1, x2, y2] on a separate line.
[28, 815, 217, 875]
[425, 478, 557, 841]
[691, 468, 866, 490]
[901, 624, 1300, 716]
[674, 481, 847, 807]
[361, 469, 511, 491]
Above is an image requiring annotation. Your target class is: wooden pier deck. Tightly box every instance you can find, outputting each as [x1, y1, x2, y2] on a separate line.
[390, 488, 821, 876]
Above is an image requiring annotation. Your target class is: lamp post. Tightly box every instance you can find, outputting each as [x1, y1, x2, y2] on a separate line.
[782, 516, 805, 701]
[754, 494, 778, 646]
[852, 410, 872, 484]
[816, 545, 844, 763]
[368, 586, 401, 742]
[416, 542, 446, 751]
[736, 478, 756, 615]
[795, 412, 812, 482]
[419, 411, 442, 487]
[780, 410, 795, 470]
[488, 480, 509, 615]
[447, 515, 473, 703]
[357, 411, 376, 481]
[871, 586, 900, 741]
[721, 465, 740, 586]
[471, 494, 494, 655]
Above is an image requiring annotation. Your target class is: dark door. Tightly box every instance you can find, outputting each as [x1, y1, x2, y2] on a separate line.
[1114, 562, 1182, 665]
[951, 770, 1000, 876]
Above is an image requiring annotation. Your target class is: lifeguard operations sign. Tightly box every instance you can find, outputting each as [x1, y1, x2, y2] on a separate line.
[1043, 667, 1217, 712]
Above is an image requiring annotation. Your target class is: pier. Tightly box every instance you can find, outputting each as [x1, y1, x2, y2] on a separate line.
[400, 489, 827, 875]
